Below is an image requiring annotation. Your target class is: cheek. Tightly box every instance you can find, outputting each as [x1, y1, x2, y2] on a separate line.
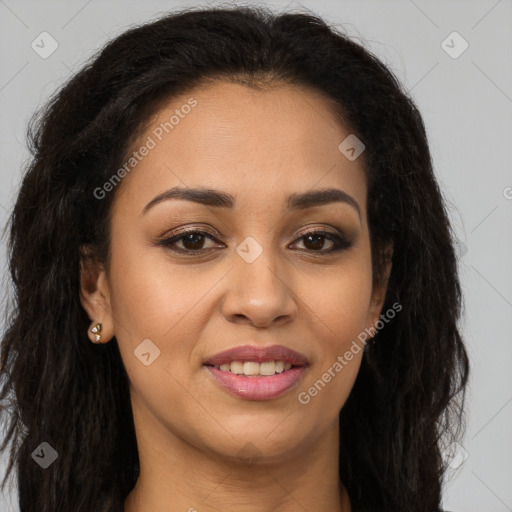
[294, 257, 372, 412]
[107, 237, 206, 384]
[305, 257, 374, 345]
[108, 234, 213, 338]
[107, 248, 212, 435]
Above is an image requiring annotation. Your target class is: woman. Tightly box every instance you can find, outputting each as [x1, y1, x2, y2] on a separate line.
[0, 5, 469, 512]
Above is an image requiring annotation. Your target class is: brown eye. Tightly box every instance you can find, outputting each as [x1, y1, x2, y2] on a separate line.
[300, 232, 334, 251]
[179, 232, 208, 251]
[159, 229, 222, 253]
[291, 230, 353, 254]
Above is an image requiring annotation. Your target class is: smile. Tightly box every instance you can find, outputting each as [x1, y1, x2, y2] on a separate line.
[204, 364, 308, 400]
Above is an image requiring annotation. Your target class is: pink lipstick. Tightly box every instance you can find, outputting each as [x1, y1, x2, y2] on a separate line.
[203, 344, 309, 401]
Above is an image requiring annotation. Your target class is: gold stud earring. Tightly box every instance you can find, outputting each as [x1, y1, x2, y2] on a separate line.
[90, 322, 104, 343]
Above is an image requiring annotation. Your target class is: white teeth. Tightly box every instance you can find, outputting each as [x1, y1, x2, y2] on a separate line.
[215, 360, 295, 376]
[230, 361, 244, 375]
[259, 361, 275, 375]
[243, 361, 260, 376]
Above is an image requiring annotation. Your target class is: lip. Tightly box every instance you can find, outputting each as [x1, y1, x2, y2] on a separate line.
[205, 365, 308, 400]
[203, 344, 309, 367]
[203, 344, 309, 401]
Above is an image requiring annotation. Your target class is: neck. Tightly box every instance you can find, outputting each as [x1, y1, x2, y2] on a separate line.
[123, 395, 351, 512]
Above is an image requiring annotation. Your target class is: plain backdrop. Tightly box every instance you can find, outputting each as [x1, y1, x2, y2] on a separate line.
[0, 1, 511, 511]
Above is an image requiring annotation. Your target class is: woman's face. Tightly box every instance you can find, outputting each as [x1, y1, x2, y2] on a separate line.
[82, 81, 390, 463]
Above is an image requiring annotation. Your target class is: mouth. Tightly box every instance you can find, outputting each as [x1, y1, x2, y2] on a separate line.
[203, 344, 309, 400]
[204, 360, 301, 376]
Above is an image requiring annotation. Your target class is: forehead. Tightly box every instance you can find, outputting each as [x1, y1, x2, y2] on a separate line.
[113, 81, 367, 217]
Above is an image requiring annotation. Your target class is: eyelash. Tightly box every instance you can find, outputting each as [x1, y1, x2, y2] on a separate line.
[158, 227, 353, 256]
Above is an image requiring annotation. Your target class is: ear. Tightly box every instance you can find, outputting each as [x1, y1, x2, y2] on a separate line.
[79, 246, 115, 343]
[366, 243, 393, 330]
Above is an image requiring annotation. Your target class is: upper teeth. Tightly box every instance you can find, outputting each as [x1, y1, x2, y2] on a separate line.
[217, 360, 292, 376]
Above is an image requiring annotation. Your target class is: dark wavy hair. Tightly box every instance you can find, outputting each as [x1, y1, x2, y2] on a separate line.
[0, 5, 469, 512]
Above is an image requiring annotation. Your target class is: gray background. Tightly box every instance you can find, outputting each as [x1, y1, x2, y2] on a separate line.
[1, 0, 511, 510]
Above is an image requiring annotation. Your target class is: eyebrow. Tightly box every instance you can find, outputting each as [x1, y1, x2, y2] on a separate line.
[141, 186, 361, 219]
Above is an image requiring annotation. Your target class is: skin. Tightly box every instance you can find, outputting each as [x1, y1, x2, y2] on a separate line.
[80, 81, 392, 512]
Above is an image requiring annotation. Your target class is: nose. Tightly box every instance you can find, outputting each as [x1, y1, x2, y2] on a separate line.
[220, 249, 298, 328]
